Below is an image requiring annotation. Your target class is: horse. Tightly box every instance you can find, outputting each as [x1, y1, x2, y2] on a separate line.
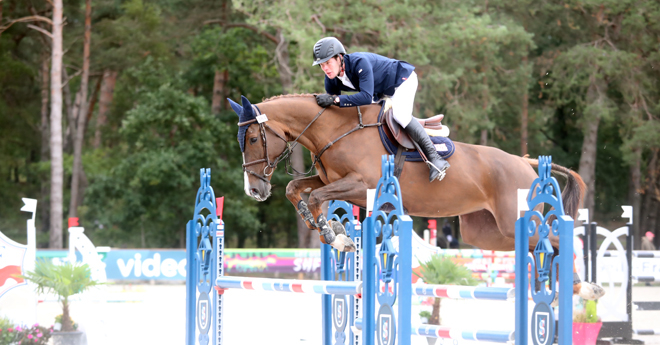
[229, 94, 604, 300]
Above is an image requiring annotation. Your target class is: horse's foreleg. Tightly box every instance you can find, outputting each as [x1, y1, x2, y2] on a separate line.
[285, 175, 327, 230]
[306, 173, 369, 252]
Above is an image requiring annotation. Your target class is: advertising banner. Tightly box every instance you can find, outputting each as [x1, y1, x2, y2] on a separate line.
[37, 249, 323, 281]
[35, 249, 659, 282]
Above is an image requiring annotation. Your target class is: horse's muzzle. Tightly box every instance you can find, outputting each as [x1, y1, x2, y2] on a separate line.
[249, 184, 271, 202]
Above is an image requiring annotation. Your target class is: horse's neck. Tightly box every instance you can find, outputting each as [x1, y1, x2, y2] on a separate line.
[260, 99, 343, 154]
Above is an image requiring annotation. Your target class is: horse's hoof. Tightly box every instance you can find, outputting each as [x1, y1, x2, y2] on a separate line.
[332, 234, 356, 253]
[579, 282, 606, 300]
[328, 220, 347, 236]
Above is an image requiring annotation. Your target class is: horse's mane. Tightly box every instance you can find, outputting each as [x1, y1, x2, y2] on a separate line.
[262, 93, 316, 103]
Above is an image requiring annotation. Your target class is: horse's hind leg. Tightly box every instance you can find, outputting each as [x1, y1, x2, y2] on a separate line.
[520, 211, 605, 302]
[459, 210, 516, 251]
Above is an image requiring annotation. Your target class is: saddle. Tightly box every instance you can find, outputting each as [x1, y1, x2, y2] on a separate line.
[377, 100, 455, 178]
[382, 100, 449, 150]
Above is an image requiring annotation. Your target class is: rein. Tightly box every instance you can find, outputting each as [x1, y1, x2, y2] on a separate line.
[240, 104, 381, 182]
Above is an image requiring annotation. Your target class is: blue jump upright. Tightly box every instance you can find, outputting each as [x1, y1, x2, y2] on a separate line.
[324, 200, 363, 345]
[186, 169, 223, 345]
[515, 156, 574, 345]
[362, 155, 413, 345]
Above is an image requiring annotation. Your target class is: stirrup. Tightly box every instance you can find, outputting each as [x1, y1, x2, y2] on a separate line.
[426, 161, 448, 182]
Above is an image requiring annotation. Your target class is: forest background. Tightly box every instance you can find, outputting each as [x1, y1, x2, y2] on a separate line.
[1, 0, 659, 250]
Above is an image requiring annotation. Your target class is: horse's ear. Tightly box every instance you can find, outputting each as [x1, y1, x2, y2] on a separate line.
[241, 95, 255, 118]
[228, 98, 242, 116]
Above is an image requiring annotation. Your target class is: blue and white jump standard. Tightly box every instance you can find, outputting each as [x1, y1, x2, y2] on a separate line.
[185, 169, 223, 345]
[515, 156, 574, 345]
[185, 155, 574, 345]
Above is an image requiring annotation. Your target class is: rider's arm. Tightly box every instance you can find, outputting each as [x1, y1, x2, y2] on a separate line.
[336, 57, 374, 107]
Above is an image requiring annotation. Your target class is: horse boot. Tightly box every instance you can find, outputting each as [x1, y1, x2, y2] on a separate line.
[403, 120, 450, 182]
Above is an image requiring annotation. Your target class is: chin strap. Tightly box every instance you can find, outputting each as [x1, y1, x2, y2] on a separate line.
[339, 55, 345, 75]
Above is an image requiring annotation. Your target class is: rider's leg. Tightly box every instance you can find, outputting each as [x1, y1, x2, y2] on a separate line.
[392, 72, 450, 182]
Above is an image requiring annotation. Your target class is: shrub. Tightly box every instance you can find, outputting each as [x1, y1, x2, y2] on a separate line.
[16, 324, 52, 345]
[573, 299, 600, 323]
[0, 325, 20, 345]
[0, 322, 53, 345]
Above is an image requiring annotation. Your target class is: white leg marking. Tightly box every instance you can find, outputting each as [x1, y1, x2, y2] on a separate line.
[242, 154, 252, 197]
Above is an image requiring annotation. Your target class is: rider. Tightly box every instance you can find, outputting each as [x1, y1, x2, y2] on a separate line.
[312, 37, 450, 182]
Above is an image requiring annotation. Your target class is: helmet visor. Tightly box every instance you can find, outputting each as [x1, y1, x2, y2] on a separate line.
[312, 55, 335, 66]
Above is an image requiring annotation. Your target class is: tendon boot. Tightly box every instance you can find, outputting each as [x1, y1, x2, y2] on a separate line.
[403, 120, 450, 182]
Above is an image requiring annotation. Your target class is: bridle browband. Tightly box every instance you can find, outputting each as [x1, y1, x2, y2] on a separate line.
[240, 102, 381, 184]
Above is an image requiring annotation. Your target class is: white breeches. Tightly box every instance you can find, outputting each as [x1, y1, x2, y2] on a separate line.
[390, 71, 418, 128]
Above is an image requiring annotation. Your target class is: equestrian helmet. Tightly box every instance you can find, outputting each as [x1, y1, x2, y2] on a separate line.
[312, 37, 346, 66]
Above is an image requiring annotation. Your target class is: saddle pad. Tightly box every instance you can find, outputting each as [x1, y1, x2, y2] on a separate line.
[377, 105, 455, 162]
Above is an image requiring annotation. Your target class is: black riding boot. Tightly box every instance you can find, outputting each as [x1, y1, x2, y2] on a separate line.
[403, 120, 450, 182]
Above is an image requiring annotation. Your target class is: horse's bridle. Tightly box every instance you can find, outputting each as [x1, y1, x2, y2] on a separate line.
[239, 103, 380, 184]
[239, 108, 289, 184]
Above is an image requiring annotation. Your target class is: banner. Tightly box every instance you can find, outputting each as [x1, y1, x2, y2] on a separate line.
[34, 249, 659, 282]
[36, 249, 322, 281]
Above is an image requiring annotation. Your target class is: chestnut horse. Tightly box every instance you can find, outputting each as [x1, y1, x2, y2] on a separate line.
[229, 94, 603, 300]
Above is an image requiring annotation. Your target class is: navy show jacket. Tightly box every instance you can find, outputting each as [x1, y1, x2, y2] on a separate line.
[324, 52, 415, 107]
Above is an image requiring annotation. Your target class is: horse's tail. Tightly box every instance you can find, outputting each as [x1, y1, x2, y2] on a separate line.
[524, 157, 586, 220]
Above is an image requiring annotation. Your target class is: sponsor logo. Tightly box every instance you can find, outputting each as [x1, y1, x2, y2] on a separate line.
[116, 253, 187, 278]
[531, 303, 554, 345]
[379, 315, 391, 345]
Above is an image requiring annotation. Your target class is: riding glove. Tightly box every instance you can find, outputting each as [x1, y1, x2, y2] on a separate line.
[316, 94, 336, 107]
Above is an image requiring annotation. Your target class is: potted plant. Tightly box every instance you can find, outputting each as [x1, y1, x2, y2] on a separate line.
[414, 254, 478, 345]
[573, 299, 602, 345]
[418, 310, 432, 324]
[20, 260, 101, 345]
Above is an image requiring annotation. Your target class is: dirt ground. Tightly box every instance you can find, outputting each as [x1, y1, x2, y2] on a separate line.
[1, 283, 658, 344]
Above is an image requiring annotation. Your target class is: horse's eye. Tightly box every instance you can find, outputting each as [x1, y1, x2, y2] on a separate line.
[250, 137, 258, 144]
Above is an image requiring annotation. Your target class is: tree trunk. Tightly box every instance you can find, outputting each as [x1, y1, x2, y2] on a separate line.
[49, 0, 64, 249]
[85, 75, 102, 127]
[40, 53, 51, 241]
[654, 203, 660, 248]
[211, 69, 228, 114]
[69, 0, 92, 218]
[291, 145, 311, 247]
[641, 195, 658, 245]
[520, 55, 529, 157]
[480, 63, 489, 146]
[640, 149, 658, 245]
[94, 70, 117, 148]
[430, 297, 441, 325]
[273, 31, 311, 247]
[577, 80, 604, 214]
[275, 31, 293, 93]
[62, 68, 79, 154]
[629, 148, 642, 249]
[61, 299, 73, 332]
[578, 116, 600, 213]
